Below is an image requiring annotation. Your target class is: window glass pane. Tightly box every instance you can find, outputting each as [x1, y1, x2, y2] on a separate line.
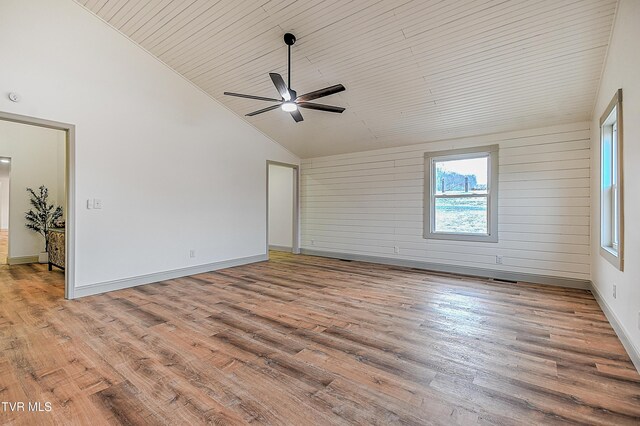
[601, 122, 616, 251]
[435, 157, 488, 195]
[612, 123, 617, 184]
[602, 131, 612, 188]
[612, 123, 619, 247]
[613, 185, 618, 246]
[435, 197, 487, 234]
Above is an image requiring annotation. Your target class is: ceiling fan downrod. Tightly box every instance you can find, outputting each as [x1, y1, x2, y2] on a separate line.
[284, 33, 296, 93]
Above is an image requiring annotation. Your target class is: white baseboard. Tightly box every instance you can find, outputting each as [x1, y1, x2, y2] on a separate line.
[590, 283, 640, 373]
[8, 255, 39, 265]
[73, 254, 268, 299]
[269, 245, 293, 252]
[300, 249, 591, 289]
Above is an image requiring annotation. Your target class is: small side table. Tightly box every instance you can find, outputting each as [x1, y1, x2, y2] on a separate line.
[48, 228, 65, 271]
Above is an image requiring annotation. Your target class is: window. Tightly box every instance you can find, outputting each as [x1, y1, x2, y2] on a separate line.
[600, 89, 623, 270]
[424, 145, 498, 242]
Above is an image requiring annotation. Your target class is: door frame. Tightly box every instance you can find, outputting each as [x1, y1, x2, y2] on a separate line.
[0, 111, 76, 299]
[0, 158, 10, 265]
[266, 160, 300, 256]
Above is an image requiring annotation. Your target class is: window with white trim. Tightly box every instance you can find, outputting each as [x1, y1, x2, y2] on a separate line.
[424, 145, 499, 242]
[600, 89, 623, 270]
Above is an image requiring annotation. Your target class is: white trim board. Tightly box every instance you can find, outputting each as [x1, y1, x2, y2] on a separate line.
[73, 254, 267, 298]
[269, 245, 293, 252]
[8, 256, 39, 265]
[590, 283, 640, 374]
[300, 249, 590, 289]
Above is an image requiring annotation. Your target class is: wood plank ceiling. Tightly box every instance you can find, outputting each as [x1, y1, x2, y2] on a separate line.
[76, 0, 618, 158]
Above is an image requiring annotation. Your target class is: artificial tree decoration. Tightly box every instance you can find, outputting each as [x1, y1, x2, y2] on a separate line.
[25, 185, 63, 253]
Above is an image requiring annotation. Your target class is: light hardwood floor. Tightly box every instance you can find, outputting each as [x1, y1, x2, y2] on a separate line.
[0, 230, 7, 264]
[1, 252, 639, 425]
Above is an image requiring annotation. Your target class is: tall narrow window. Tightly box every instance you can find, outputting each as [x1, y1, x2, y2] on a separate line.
[600, 89, 624, 270]
[424, 145, 498, 242]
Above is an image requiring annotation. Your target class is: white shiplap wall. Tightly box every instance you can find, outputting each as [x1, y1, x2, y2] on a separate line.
[301, 122, 591, 281]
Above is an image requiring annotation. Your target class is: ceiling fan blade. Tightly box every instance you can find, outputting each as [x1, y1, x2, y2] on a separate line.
[297, 102, 345, 113]
[290, 109, 304, 122]
[269, 73, 291, 100]
[296, 84, 345, 102]
[246, 104, 282, 117]
[224, 92, 281, 102]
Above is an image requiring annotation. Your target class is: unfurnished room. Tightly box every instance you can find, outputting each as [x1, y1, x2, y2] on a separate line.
[0, 0, 639, 425]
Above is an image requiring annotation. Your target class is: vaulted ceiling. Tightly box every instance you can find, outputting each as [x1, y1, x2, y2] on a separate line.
[76, 0, 617, 158]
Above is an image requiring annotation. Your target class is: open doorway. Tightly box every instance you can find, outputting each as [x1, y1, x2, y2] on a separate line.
[0, 111, 75, 299]
[267, 161, 299, 257]
[0, 157, 10, 264]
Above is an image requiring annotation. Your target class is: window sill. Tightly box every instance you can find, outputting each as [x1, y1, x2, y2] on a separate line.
[600, 245, 623, 271]
[424, 231, 498, 243]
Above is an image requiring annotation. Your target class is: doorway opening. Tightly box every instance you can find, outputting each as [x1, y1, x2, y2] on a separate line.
[266, 161, 299, 257]
[0, 156, 10, 264]
[0, 111, 75, 299]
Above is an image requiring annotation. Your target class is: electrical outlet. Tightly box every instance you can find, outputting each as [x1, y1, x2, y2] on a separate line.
[311, 239, 315, 246]
[394, 246, 400, 254]
[613, 284, 617, 299]
[189, 249, 196, 258]
[93, 198, 103, 209]
[495, 255, 503, 265]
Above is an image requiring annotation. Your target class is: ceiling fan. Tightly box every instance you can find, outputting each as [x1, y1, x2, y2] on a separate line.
[224, 33, 346, 123]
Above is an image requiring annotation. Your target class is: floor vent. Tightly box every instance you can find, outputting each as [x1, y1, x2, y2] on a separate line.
[491, 278, 518, 284]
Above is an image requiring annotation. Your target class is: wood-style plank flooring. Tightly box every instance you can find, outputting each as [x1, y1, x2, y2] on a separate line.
[0, 230, 7, 264]
[1, 252, 639, 425]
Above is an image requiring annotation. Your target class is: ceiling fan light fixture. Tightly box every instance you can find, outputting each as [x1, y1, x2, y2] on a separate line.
[281, 102, 297, 112]
[224, 33, 345, 123]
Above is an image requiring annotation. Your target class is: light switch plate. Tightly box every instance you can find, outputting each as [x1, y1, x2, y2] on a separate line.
[86, 199, 94, 209]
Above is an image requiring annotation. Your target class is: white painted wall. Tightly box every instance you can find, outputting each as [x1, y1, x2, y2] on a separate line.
[301, 122, 591, 281]
[0, 121, 65, 257]
[269, 164, 294, 249]
[0, 179, 9, 230]
[590, 0, 640, 360]
[0, 0, 297, 291]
